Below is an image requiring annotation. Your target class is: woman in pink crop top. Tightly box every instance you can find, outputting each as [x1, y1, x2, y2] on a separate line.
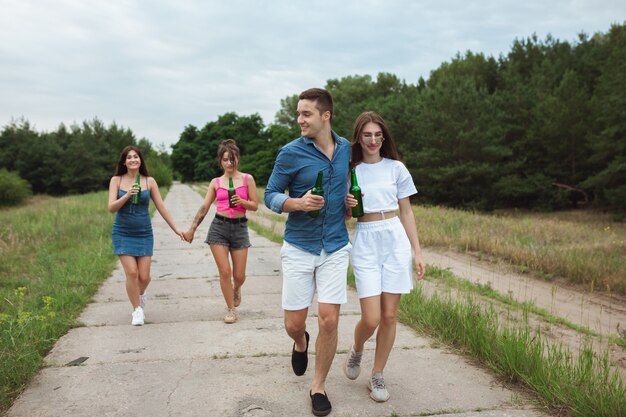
[182, 139, 258, 324]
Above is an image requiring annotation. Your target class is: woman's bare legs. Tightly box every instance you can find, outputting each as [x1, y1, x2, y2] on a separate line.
[353, 295, 381, 352]
[230, 247, 248, 303]
[372, 293, 401, 373]
[136, 255, 151, 298]
[211, 244, 234, 309]
[352, 292, 401, 372]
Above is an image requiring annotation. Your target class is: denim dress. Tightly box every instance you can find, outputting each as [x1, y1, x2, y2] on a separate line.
[111, 178, 153, 256]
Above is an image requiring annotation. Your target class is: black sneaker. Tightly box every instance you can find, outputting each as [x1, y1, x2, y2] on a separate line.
[310, 391, 331, 416]
[291, 331, 309, 376]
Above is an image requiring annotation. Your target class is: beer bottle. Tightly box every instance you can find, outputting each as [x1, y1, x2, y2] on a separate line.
[350, 168, 364, 218]
[309, 170, 324, 218]
[131, 174, 141, 205]
[228, 177, 236, 208]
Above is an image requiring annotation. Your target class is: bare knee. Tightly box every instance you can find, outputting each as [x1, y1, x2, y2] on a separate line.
[285, 321, 305, 336]
[218, 268, 232, 281]
[318, 313, 339, 334]
[380, 310, 397, 327]
[125, 268, 139, 281]
[233, 272, 245, 285]
[138, 274, 151, 286]
[362, 315, 381, 332]
[285, 317, 306, 338]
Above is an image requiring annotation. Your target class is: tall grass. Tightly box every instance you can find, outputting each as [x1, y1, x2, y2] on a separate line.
[399, 286, 626, 417]
[428, 266, 597, 337]
[0, 188, 167, 413]
[413, 205, 626, 294]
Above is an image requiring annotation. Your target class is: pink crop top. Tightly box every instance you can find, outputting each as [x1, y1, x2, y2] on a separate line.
[215, 175, 249, 217]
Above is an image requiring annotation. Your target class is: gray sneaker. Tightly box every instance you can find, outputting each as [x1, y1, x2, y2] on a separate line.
[343, 345, 362, 380]
[368, 372, 390, 402]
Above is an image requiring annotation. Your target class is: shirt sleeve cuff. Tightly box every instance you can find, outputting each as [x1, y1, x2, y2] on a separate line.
[268, 193, 289, 214]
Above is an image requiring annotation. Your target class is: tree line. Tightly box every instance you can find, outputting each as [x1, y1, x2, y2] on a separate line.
[0, 118, 172, 203]
[2, 23, 624, 211]
[172, 23, 626, 211]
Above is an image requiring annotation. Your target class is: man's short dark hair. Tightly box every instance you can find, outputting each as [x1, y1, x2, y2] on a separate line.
[299, 88, 333, 120]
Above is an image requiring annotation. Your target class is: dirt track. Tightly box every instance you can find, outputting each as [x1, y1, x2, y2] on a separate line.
[424, 248, 626, 374]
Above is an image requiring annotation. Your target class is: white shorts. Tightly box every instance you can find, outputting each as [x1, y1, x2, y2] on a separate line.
[352, 216, 413, 298]
[280, 241, 351, 310]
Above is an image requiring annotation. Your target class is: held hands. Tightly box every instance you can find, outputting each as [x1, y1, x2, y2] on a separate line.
[301, 190, 324, 213]
[174, 229, 187, 242]
[181, 229, 195, 243]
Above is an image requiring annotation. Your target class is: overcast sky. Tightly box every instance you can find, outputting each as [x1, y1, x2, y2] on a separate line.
[1, 0, 624, 149]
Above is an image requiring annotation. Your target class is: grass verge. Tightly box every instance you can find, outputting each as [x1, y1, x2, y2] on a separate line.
[428, 266, 597, 337]
[0, 188, 168, 413]
[399, 285, 626, 417]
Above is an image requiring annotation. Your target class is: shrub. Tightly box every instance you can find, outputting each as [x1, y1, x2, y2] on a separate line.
[146, 157, 173, 187]
[0, 169, 32, 206]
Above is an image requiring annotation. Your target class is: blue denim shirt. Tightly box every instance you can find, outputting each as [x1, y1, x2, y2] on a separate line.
[264, 131, 350, 255]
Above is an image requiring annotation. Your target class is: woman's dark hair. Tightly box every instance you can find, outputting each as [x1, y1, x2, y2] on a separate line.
[114, 146, 149, 176]
[350, 111, 399, 168]
[216, 139, 240, 167]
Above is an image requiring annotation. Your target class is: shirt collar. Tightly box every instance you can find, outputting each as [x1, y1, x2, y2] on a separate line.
[303, 130, 343, 146]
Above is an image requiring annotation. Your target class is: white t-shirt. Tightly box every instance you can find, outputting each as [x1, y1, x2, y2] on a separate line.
[354, 158, 417, 213]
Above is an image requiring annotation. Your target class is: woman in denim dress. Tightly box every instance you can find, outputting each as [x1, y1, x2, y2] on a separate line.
[108, 146, 184, 326]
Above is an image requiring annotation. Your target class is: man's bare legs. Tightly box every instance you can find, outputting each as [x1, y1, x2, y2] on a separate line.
[310, 303, 340, 394]
[284, 303, 340, 394]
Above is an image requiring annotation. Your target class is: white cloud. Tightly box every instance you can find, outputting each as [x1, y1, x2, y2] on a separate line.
[0, 0, 624, 148]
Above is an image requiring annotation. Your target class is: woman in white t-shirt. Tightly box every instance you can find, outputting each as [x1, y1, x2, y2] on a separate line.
[343, 111, 426, 402]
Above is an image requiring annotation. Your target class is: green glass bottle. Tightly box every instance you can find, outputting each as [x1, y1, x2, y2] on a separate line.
[350, 168, 364, 218]
[228, 177, 236, 208]
[131, 174, 141, 205]
[309, 170, 324, 218]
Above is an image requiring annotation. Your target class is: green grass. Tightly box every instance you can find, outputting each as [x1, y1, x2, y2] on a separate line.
[428, 266, 597, 337]
[399, 285, 626, 417]
[247, 219, 284, 244]
[0, 188, 168, 413]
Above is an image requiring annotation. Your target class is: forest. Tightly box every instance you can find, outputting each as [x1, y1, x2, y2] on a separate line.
[2, 23, 625, 211]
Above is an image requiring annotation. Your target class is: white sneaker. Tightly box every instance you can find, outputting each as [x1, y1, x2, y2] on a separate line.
[140, 292, 147, 310]
[131, 307, 144, 326]
[343, 345, 362, 380]
[368, 372, 390, 402]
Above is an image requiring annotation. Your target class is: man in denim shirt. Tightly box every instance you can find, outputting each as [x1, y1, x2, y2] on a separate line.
[264, 88, 350, 417]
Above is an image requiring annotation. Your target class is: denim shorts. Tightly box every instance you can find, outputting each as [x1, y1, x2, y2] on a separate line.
[205, 215, 251, 249]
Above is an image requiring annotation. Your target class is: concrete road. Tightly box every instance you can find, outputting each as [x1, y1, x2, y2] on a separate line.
[7, 183, 549, 417]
